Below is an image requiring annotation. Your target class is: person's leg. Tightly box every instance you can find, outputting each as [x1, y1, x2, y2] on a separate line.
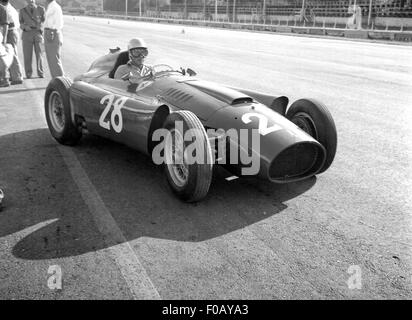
[33, 31, 44, 78]
[8, 53, 23, 83]
[54, 33, 64, 77]
[0, 59, 10, 87]
[22, 31, 33, 78]
[44, 40, 51, 77]
[0, 44, 13, 86]
[44, 40, 54, 78]
[7, 30, 23, 83]
[45, 30, 64, 78]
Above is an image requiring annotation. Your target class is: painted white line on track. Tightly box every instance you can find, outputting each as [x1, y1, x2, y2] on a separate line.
[21, 76, 47, 126]
[1, 219, 59, 252]
[57, 145, 161, 300]
[26, 76, 160, 299]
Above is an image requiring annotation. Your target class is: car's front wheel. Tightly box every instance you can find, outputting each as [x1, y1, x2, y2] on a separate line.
[45, 77, 81, 145]
[286, 99, 337, 174]
[162, 111, 213, 202]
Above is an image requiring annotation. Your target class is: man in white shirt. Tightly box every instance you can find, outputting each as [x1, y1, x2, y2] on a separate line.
[44, 0, 63, 78]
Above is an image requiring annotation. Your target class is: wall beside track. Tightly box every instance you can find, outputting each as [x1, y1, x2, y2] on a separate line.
[68, 11, 412, 42]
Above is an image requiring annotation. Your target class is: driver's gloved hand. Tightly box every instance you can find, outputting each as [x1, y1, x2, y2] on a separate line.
[121, 72, 131, 81]
[129, 74, 143, 83]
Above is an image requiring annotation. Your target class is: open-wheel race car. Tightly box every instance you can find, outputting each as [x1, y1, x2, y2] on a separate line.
[44, 49, 337, 202]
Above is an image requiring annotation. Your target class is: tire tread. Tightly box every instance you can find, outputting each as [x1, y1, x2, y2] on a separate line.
[286, 98, 337, 173]
[45, 76, 82, 145]
[163, 110, 213, 202]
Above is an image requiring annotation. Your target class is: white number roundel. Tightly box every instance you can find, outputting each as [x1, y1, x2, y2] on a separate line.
[99, 94, 127, 133]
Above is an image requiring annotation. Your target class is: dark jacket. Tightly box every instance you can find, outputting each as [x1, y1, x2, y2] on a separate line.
[19, 4, 45, 32]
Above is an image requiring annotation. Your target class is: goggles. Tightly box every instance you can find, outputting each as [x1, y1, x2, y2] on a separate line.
[129, 48, 148, 58]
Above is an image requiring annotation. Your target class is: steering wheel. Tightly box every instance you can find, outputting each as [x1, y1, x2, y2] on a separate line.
[152, 64, 174, 73]
[152, 64, 184, 77]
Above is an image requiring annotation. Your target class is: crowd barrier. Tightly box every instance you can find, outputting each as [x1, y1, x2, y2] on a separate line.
[68, 11, 412, 42]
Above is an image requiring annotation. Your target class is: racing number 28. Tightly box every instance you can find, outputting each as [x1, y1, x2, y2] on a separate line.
[99, 94, 127, 133]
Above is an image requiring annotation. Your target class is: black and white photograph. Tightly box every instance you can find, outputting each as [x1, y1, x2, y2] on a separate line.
[0, 0, 411, 305]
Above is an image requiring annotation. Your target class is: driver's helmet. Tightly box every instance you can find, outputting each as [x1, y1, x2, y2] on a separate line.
[128, 38, 148, 66]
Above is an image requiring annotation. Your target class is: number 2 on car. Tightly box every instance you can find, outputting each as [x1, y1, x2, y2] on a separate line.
[99, 94, 127, 133]
[241, 112, 282, 136]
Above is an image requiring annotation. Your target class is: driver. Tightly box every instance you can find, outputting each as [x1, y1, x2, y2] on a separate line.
[114, 38, 153, 80]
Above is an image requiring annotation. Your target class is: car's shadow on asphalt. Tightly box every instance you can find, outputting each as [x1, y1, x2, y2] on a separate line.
[0, 129, 316, 260]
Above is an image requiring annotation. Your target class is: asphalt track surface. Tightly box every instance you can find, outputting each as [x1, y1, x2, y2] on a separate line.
[0, 16, 411, 299]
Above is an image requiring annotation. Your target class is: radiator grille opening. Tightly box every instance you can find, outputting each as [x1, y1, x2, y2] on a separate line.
[269, 143, 323, 181]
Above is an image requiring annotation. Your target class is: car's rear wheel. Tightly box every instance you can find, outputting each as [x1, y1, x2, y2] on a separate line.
[45, 77, 81, 145]
[286, 99, 337, 173]
[162, 111, 213, 202]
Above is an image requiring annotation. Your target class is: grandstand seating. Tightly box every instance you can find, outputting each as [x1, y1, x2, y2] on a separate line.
[102, 0, 412, 19]
[152, 1, 412, 18]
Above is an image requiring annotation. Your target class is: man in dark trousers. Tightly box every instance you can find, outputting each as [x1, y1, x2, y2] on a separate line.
[20, 0, 45, 78]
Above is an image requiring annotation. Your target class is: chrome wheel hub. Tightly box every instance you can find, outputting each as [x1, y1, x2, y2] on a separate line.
[48, 91, 65, 133]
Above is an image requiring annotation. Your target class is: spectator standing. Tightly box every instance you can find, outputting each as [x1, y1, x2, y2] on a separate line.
[20, 0, 45, 78]
[0, 32, 14, 86]
[347, 3, 362, 29]
[44, 0, 63, 78]
[0, 0, 23, 87]
[0, 3, 9, 86]
[354, 5, 362, 29]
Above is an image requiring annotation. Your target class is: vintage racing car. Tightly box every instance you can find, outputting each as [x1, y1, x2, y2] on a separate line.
[44, 49, 337, 202]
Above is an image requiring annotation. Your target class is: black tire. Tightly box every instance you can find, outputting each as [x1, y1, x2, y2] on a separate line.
[44, 77, 81, 145]
[286, 99, 337, 173]
[161, 111, 213, 202]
